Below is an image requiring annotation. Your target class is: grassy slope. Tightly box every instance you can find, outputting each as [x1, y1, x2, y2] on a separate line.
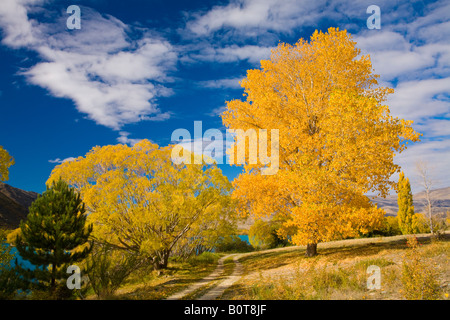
[220, 233, 449, 300]
[88, 233, 449, 300]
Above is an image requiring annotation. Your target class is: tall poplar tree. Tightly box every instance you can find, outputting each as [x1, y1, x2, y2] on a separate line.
[15, 179, 93, 293]
[397, 171, 417, 235]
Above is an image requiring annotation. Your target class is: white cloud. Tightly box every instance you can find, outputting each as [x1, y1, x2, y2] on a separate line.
[352, 6, 450, 194]
[186, 44, 273, 65]
[0, 2, 177, 130]
[0, 0, 44, 48]
[387, 78, 450, 122]
[185, 0, 333, 36]
[395, 140, 450, 194]
[48, 157, 76, 164]
[206, 106, 228, 117]
[198, 77, 244, 90]
[117, 131, 144, 146]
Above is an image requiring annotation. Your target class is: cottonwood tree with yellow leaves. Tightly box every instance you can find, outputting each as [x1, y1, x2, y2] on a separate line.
[222, 28, 421, 256]
[48, 140, 236, 270]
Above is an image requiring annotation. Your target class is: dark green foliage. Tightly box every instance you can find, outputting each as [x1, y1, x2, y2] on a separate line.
[0, 229, 25, 299]
[365, 215, 402, 237]
[85, 243, 143, 299]
[15, 179, 93, 296]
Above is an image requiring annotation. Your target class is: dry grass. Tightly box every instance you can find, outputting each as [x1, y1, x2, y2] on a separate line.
[87, 253, 224, 300]
[220, 234, 449, 300]
[86, 233, 449, 300]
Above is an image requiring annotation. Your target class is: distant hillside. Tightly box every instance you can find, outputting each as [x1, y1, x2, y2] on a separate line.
[238, 186, 450, 229]
[0, 182, 39, 229]
[372, 186, 450, 216]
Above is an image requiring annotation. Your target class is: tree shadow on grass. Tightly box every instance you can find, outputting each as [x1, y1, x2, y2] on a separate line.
[312, 233, 449, 261]
[239, 248, 306, 272]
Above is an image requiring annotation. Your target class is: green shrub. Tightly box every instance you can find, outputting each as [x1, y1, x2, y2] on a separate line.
[248, 220, 277, 250]
[188, 251, 220, 266]
[215, 235, 253, 253]
[248, 220, 289, 250]
[85, 244, 143, 299]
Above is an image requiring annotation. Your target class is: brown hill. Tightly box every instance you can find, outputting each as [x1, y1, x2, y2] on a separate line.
[238, 186, 450, 229]
[0, 182, 39, 229]
[372, 186, 450, 216]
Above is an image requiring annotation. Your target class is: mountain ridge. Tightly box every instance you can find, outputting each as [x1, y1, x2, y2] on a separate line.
[0, 182, 39, 229]
[372, 186, 450, 216]
[1, 183, 449, 229]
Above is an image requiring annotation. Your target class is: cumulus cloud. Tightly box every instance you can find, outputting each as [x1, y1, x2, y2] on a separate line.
[117, 131, 144, 146]
[198, 77, 244, 90]
[205, 106, 228, 117]
[48, 157, 76, 164]
[395, 140, 450, 193]
[186, 0, 335, 36]
[185, 44, 273, 65]
[0, 1, 177, 130]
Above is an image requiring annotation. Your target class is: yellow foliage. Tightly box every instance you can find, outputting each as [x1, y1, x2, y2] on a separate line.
[0, 146, 14, 182]
[5, 228, 21, 245]
[47, 140, 236, 267]
[222, 28, 421, 247]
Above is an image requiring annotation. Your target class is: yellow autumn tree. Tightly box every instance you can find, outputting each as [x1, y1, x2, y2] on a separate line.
[47, 140, 236, 269]
[222, 28, 421, 256]
[0, 146, 14, 182]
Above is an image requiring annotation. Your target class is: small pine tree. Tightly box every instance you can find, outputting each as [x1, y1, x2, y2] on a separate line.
[15, 179, 93, 295]
[397, 172, 418, 235]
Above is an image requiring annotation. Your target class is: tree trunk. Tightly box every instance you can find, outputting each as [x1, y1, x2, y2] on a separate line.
[305, 243, 317, 257]
[51, 263, 57, 289]
[153, 250, 170, 273]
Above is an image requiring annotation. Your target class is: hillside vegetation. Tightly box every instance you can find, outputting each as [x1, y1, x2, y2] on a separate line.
[220, 233, 449, 300]
[81, 233, 449, 300]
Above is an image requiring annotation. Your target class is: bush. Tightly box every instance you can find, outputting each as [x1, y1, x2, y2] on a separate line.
[0, 229, 24, 299]
[365, 216, 402, 237]
[401, 236, 441, 300]
[415, 213, 431, 234]
[248, 220, 289, 250]
[248, 220, 277, 250]
[187, 251, 220, 266]
[85, 244, 143, 299]
[215, 235, 253, 253]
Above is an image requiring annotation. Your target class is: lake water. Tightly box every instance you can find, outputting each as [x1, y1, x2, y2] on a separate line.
[238, 234, 249, 243]
[2, 236, 251, 270]
[1, 242, 36, 271]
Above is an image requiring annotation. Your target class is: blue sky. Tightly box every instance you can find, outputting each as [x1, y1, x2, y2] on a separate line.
[0, 0, 449, 194]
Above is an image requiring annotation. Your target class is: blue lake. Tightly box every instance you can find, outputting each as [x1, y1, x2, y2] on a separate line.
[238, 234, 250, 243]
[2, 235, 251, 270]
[1, 242, 36, 271]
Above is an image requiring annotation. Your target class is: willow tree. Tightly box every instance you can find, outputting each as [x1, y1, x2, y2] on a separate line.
[222, 28, 421, 256]
[48, 140, 235, 269]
